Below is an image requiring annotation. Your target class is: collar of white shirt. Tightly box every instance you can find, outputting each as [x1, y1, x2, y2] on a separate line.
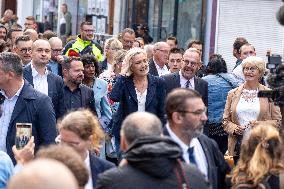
[179, 71, 195, 89]
[31, 62, 49, 77]
[153, 59, 169, 76]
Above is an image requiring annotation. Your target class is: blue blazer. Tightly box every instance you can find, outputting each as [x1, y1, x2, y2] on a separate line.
[163, 127, 230, 189]
[162, 72, 208, 107]
[110, 74, 166, 138]
[23, 65, 65, 119]
[89, 152, 115, 188]
[6, 80, 57, 164]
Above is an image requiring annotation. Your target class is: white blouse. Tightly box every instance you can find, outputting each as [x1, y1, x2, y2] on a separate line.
[236, 89, 260, 135]
[136, 89, 147, 112]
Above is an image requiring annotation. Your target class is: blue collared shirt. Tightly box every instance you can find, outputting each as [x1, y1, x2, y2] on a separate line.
[0, 82, 24, 152]
[48, 60, 59, 75]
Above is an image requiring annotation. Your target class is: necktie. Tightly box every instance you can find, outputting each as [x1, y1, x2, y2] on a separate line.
[188, 147, 197, 165]
[185, 80, 192, 89]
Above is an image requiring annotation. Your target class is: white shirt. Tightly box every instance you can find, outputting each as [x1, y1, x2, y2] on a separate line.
[179, 71, 195, 89]
[232, 64, 245, 83]
[0, 82, 24, 152]
[166, 124, 208, 178]
[135, 89, 147, 112]
[84, 151, 93, 189]
[31, 63, 49, 96]
[236, 88, 260, 135]
[154, 60, 170, 76]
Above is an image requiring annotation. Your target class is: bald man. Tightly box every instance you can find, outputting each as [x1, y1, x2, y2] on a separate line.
[23, 39, 65, 119]
[148, 41, 170, 76]
[48, 37, 64, 76]
[96, 112, 210, 189]
[7, 159, 78, 189]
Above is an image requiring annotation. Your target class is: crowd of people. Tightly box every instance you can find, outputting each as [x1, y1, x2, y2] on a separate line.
[0, 6, 283, 189]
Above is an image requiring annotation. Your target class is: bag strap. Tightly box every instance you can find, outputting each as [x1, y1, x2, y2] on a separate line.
[216, 73, 235, 88]
[174, 159, 190, 189]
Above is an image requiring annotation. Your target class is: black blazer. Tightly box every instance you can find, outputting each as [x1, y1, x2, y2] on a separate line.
[148, 58, 159, 76]
[62, 84, 97, 116]
[89, 152, 115, 188]
[6, 80, 57, 164]
[110, 74, 166, 138]
[162, 72, 208, 106]
[163, 127, 230, 189]
[23, 65, 65, 119]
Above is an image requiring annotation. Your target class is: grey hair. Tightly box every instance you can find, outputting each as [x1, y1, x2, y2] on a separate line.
[0, 52, 23, 76]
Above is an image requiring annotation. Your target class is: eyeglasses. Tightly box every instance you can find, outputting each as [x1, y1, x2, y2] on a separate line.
[19, 48, 32, 53]
[156, 49, 169, 54]
[178, 107, 207, 116]
[52, 48, 63, 53]
[122, 39, 134, 45]
[169, 59, 182, 63]
[243, 66, 259, 73]
[82, 29, 94, 33]
[183, 60, 199, 67]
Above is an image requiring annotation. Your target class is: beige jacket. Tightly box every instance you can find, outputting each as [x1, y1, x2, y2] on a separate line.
[222, 84, 282, 156]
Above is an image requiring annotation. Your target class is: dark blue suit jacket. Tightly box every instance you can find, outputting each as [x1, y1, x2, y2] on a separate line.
[110, 74, 166, 138]
[6, 80, 57, 164]
[23, 65, 65, 119]
[89, 152, 115, 188]
[162, 72, 208, 106]
[148, 59, 159, 76]
[163, 127, 230, 189]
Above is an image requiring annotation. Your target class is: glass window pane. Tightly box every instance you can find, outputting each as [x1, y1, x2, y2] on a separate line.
[176, 0, 202, 49]
[161, 0, 175, 40]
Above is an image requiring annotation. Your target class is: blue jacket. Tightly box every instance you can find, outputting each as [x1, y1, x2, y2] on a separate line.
[110, 74, 166, 138]
[202, 73, 240, 124]
[23, 65, 65, 119]
[6, 80, 57, 164]
[89, 152, 115, 188]
[92, 78, 112, 131]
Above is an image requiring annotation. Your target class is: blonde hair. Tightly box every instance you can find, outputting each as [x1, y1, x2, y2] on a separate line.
[57, 109, 104, 152]
[242, 56, 266, 76]
[104, 37, 123, 56]
[231, 123, 283, 188]
[120, 47, 147, 76]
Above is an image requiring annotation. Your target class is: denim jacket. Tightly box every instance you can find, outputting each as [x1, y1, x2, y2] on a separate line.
[202, 73, 241, 124]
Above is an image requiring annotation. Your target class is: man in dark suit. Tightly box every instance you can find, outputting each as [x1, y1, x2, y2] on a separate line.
[148, 41, 170, 76]
[62, 57, 96, 115]
[164, 88, 230, 189]
[162, 48, 208, 106]
[0, 52, 57, 164]
[96, 112, 210, 189]
[23, 39, 65, 119]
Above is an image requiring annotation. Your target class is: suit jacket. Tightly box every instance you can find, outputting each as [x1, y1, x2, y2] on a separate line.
[222, 84, 282, 156]
[23, 65, 65, 119]
[110, 74, 166, 138]
[89, 152, 115, 188]
[63, 84, 97, 116]
[6, 80, 57, 164]
[163, 127, 230, 189]
[148, 58, 159, 76]
[162, 72, 208, 106]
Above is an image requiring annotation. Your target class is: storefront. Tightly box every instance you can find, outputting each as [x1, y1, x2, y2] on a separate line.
[123, 0, 206, 49]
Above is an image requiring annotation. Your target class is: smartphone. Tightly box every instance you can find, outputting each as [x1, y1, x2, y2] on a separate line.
[15, 123, 32, 149]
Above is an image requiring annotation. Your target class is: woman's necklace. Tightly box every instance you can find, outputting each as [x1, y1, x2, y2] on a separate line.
[241, 88, 258, 103]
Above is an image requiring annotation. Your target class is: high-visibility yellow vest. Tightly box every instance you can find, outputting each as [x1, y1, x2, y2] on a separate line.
[65, 36, 104, 61]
